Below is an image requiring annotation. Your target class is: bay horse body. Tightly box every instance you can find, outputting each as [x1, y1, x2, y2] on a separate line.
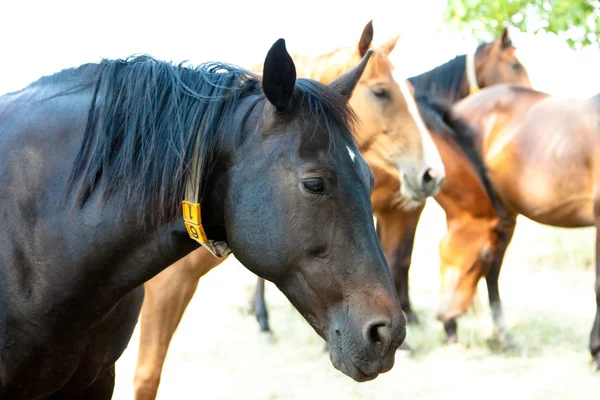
[439, 84, 600, 369]
[0, 40, 407, 398]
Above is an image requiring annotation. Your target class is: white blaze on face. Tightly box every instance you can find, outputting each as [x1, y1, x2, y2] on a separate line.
[346, 145, 356, 163]
[392, 70, 445, 179]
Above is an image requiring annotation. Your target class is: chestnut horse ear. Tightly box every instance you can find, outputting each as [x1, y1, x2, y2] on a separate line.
[358, 20, 374, 58]
[328, 49, 373, 101]
[262, 38, 296, 112]
[379, 34, 400, 55]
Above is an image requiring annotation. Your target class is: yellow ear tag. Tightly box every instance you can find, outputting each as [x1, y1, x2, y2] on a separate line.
[182, 201, 208, 243]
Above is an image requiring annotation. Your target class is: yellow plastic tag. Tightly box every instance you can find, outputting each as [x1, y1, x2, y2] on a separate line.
[182, 201, 208, 243]
[182, 201, 201, 225]
[184, 221, 208, 243]
[469, 87, 480, 95]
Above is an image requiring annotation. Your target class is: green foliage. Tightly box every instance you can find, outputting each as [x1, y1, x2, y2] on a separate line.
[444, 0, 600, 49]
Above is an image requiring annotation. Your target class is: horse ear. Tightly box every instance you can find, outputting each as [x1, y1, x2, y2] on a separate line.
[328, 49, 373, 101]
[358, 20, 374, 58]
[501, 27, 510, 44]
[495, 27, 512, 49]
[379, 34, 400, 55]
[262, 38, 296, 112]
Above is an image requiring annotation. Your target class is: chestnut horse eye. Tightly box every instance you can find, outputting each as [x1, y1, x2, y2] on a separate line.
[302, 178, 325, 194]
[372, 86, 390, 99]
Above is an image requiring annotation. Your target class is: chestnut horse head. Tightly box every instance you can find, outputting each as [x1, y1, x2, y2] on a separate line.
[289, 20, 446, 210]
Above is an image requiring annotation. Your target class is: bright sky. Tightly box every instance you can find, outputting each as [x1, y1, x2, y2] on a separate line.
[1, 0, 599, 98]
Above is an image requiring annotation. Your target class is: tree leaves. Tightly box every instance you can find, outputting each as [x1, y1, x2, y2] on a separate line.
[444, 0, 600, 49]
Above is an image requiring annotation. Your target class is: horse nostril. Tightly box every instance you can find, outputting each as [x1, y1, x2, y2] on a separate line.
[423, 168, 434, 184]
[422, 168, 445, 192]
[364, 319, 392, 355]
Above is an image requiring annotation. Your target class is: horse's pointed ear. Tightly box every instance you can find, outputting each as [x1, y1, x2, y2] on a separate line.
[262, 38, 296, 112]
[502, 27, 510, 44]
[358, 20, 374, 57]
[380, 34, 401, 55]
[495, 27, 512, 49]
[328, 49, 373, 101]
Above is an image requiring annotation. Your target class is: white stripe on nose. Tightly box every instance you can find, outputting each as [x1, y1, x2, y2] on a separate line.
[392, 70, 445, 178]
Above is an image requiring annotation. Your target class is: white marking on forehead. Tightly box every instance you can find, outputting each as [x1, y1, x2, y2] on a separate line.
[392, 69, 445, 176]
[346, 145, 356, 163]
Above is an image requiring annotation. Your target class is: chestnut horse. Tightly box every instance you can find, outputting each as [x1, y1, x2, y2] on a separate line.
[133, 22, 445, 400]
[437, 85, 600, 369]
[0, 40, 407, 398]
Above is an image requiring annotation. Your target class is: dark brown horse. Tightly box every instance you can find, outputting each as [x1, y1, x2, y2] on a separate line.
[131, 30, 533, 400]
[0, 40, 407, 398]
[438, 84, 600, 369]
[133, 21, 445, 400]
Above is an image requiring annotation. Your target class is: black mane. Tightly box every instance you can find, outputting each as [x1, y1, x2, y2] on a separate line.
[56, 55, 355, 225]
[408, 44, 486, 105]
[408, 41, 504, 217]
[416, 96, 505, 219]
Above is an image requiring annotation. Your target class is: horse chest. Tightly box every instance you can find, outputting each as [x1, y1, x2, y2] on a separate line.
[0, 286, 144, 398]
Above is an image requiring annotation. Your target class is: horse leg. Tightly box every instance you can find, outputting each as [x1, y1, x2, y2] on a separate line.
[375, 204, 425, 325]
[443, 320, 458, 344]
[134, 248, 226, 400]
[591, 221, 600, 370]
[437, 216, 502, 345]
[252, 277, 272, 334]
[485, 219, 517, 348]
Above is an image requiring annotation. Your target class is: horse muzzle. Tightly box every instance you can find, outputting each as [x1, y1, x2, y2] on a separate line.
[327, 308, 406, 382]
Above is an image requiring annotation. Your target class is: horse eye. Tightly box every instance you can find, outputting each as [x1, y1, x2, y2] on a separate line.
[510, 62, 521, 70]
[371, 86, 390, 99]
[302, 178, 325, 194]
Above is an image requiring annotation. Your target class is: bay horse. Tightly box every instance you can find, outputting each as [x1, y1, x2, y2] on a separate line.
[437, 84, 600, 370]
[133, 21, 445, 400]
[0, 39, 408, 399]
[379, 27, 532, 329]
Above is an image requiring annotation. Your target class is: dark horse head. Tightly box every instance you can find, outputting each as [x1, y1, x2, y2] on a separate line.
[218, 41, 406, 380]
[63, 39, 405, 381]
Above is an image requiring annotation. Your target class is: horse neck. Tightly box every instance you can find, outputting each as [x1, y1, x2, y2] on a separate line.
[86, 100, 264, 306]
[430, 132, 496, 218]
[291, 49, 354, 84]
[0, 59, 262, 341]
[53, 205, 199, 327]
[408, 55, 468, 105]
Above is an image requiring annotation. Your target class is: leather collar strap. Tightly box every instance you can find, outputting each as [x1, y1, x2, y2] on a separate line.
[182, 139, 231, 259]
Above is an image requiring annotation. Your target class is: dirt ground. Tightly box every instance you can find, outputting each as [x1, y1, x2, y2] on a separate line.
[113, 201, 600, 399]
